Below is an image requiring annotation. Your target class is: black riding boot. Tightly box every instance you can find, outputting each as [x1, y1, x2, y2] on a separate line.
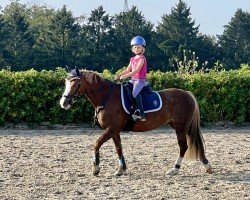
[132, 94, 146, 121]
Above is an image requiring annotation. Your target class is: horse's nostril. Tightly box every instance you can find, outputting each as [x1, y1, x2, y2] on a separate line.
[64, 99, 70, 106]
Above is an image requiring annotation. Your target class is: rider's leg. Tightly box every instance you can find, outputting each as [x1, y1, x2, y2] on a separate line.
[132, 79, 146, 121]
[132, 94, 146, 121]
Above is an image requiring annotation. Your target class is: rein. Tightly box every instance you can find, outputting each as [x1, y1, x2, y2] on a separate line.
[81, 73, 118, 108]
[63, 72, 119, 131]
[87, 83, 116, 130]
[84, 83, 117, 96]
[81, 75, 118, 130]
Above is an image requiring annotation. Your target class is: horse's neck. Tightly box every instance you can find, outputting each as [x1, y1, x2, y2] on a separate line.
[83, 72, 112, 108]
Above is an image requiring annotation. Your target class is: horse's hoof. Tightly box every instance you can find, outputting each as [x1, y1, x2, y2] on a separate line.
[92, 164, 100, 176]
[204, 163, 213, 174]
[114, 166, 125, 176]
[206, 166, 213, 174]
[166, 168, 179, 176]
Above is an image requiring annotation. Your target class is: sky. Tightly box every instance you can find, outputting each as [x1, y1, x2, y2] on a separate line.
[0, 0, 249, 36]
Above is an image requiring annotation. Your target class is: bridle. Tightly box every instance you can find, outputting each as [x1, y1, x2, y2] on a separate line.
[63, 77, 82, 104]
[62, 73, 117, 106]
[61, 71, 118, 130]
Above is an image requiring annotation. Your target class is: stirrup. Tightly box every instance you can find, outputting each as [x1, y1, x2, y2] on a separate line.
[132, 109, 141, 121]
[132, 109, 146, 121]
[133, 115, 146, 121]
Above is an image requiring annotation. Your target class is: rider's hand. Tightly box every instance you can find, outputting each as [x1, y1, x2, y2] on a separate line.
[115, 75, 121, 81]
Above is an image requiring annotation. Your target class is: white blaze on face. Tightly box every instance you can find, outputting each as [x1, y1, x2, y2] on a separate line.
[60, 79, 72, 109]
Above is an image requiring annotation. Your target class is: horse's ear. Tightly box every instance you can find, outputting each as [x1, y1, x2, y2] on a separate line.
[75, 66, 81, 77]
[66, 65, 71, 72]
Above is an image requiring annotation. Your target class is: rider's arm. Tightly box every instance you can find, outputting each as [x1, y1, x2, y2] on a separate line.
[116, 63, 132, 80]
[120, 58, 144, 79]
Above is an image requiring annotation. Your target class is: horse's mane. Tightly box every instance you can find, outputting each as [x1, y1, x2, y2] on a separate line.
[80, 70, 114, 85]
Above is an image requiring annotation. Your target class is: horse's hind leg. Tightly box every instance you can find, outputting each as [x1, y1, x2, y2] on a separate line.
[166, 131, 188, 176]
[202, 157, 213, 174]
[112, 134, 127, 176]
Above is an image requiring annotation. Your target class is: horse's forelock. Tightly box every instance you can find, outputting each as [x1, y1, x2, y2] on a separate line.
[66, 76, 80, 81]
[66, 67, 82, 78]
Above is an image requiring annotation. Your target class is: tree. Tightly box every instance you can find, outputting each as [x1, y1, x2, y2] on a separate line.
[193, 34, 222, 70]
[1, 1, 34, 70]
[157, 0, 200, 70]
[34, 5, 81, 69]
[219, 9, 250, 69]
[0, 14, 8, 67]
[113, 6, 155, 72]
[81, 6, 115, 72]
[25, 4, 56, 69]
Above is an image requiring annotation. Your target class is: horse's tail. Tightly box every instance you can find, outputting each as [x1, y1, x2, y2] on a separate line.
[186, 92, 206, 161]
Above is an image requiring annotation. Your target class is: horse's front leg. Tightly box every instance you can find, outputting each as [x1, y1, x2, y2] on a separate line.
[92, 127, 117, 176]
[112, 134, 127, 176]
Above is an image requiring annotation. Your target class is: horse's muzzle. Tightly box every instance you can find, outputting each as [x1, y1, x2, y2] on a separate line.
[60, 96, 71, 110]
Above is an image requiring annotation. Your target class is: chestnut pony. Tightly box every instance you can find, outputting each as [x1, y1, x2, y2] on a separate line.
[60, 67, 212, 176]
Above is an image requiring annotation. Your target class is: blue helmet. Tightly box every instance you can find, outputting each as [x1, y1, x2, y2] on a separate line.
[130, 36, 146, 46]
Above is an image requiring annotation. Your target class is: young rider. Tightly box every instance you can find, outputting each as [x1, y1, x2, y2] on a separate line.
[116, 36, 147, 121]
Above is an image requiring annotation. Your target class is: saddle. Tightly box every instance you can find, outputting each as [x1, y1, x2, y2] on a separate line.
[121, 82, 162, 115]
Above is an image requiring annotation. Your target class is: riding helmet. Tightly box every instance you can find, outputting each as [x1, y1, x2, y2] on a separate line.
[130, 36, 146, 46]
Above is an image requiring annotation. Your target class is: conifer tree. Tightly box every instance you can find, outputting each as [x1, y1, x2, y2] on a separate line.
[157, 0, 203, 70]
[82, 6, 114, 72]
[36, 5, 80, 68]
[1, 1, 34, 70]
[0, 14, 8, 67]
[113, 6, 155, 72]
[26, 4, 55, 69]
[219, 9, 250, 69]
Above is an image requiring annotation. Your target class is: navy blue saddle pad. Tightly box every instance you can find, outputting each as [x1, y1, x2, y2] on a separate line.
[121, 82, 162, 114]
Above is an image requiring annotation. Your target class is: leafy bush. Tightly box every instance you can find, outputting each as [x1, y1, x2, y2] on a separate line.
[0, 68, 93, 125]
[0, 65, 249, 125]
[178, 65, 249, 123]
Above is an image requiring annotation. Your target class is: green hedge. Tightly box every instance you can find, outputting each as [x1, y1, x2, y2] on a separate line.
[0, 68, 93, 125]
[0, 65, 249, 126]
[148, 66, 249, 124]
